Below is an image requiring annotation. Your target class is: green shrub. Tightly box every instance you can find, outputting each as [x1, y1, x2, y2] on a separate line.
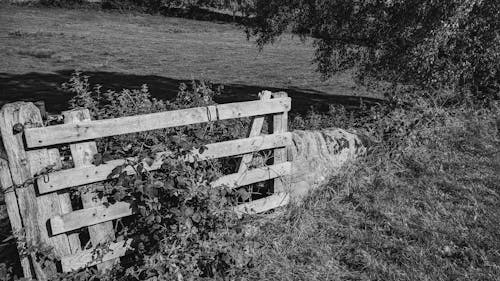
[0, 72, 255, 281]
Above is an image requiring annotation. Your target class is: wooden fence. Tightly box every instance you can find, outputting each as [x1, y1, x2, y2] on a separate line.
[0, 91, 292, 280]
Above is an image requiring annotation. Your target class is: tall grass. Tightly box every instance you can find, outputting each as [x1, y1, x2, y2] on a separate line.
[239, 96, 500, 280]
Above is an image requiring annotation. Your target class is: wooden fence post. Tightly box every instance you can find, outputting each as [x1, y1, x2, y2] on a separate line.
[0, 139, 32, 279]
[0, 102, 76, 280]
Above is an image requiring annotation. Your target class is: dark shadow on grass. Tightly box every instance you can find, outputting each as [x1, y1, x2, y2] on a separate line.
[0, 70, 384, 114]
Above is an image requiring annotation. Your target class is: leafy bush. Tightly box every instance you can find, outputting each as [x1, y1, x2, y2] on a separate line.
[247, 0, 500, 100]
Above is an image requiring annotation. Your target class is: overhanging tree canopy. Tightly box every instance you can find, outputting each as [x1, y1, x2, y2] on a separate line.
[247, 0, 500, 98]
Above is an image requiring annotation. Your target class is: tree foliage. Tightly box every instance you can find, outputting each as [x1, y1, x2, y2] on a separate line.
[247, 0, 500, 98]
[100, 0, 253, 14]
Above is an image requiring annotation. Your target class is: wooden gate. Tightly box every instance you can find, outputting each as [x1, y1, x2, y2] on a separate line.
[0, 91, 292, 279]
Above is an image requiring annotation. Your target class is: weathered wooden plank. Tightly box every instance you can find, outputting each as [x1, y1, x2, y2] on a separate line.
[0, 102, 73, 280]
[50, 202, 132, 235]
[47, 148, 81, 253]
[61, 239, 133, 272]
[25, 98, 291, 148]
[234, 193, 290, 216]
[238, 91, 271, 173]
[211, 162, 292, 189]
[37, 132, 292, 194]
[271, 92, 289, 193]
[26, 149, 75, 259]
[0, 138, 32, 278]
[0, 103, 35, 184]
[48, 149, 81, 253]
[63, 109, 116, 271]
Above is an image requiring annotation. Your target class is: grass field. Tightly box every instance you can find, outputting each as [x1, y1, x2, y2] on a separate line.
[241, 99, 500, 281]
[0, 3, 381, 114]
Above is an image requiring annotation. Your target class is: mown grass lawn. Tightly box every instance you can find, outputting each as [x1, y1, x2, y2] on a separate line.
[0, 3, 380, 113]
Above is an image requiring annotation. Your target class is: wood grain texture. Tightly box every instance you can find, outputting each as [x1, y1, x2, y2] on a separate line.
[0, 137, 31, 278]
[234, 193, 290, 216]
[238, 91, 271, 173]
[25, 98, 291, 148]
[37, 132, 292, 194]
[47, 148, 81, 253]
[63, 109, 117, 272]
[211, 162, 292, 189]
[50, 202, 132, 235]
[61, 239, 133, 272]
[271, 92, 289, 193]
[0, 102, 73, 280]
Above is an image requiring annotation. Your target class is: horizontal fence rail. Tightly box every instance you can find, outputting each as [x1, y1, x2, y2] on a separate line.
[25, 98, 291, 148]
[49, 162, 292, 235]
[210, 162, 291, 189]
[37, 132, 292, 194]
[60, 239, 133, 272]
[234, 193, 290, 216]
[50, 202, 133, 235]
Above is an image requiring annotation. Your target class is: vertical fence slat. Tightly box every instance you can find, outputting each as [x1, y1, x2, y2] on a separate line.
[0, 102, 73, 280]
[238, 91, 272, 173]
[47, 148, 82, 254]
[26, 149, 74, 277]
[271, 92, 289, 194]
[63, 109, 117, 272]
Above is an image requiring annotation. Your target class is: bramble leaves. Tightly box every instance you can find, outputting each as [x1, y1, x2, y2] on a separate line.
[49, 73, 254, 280]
